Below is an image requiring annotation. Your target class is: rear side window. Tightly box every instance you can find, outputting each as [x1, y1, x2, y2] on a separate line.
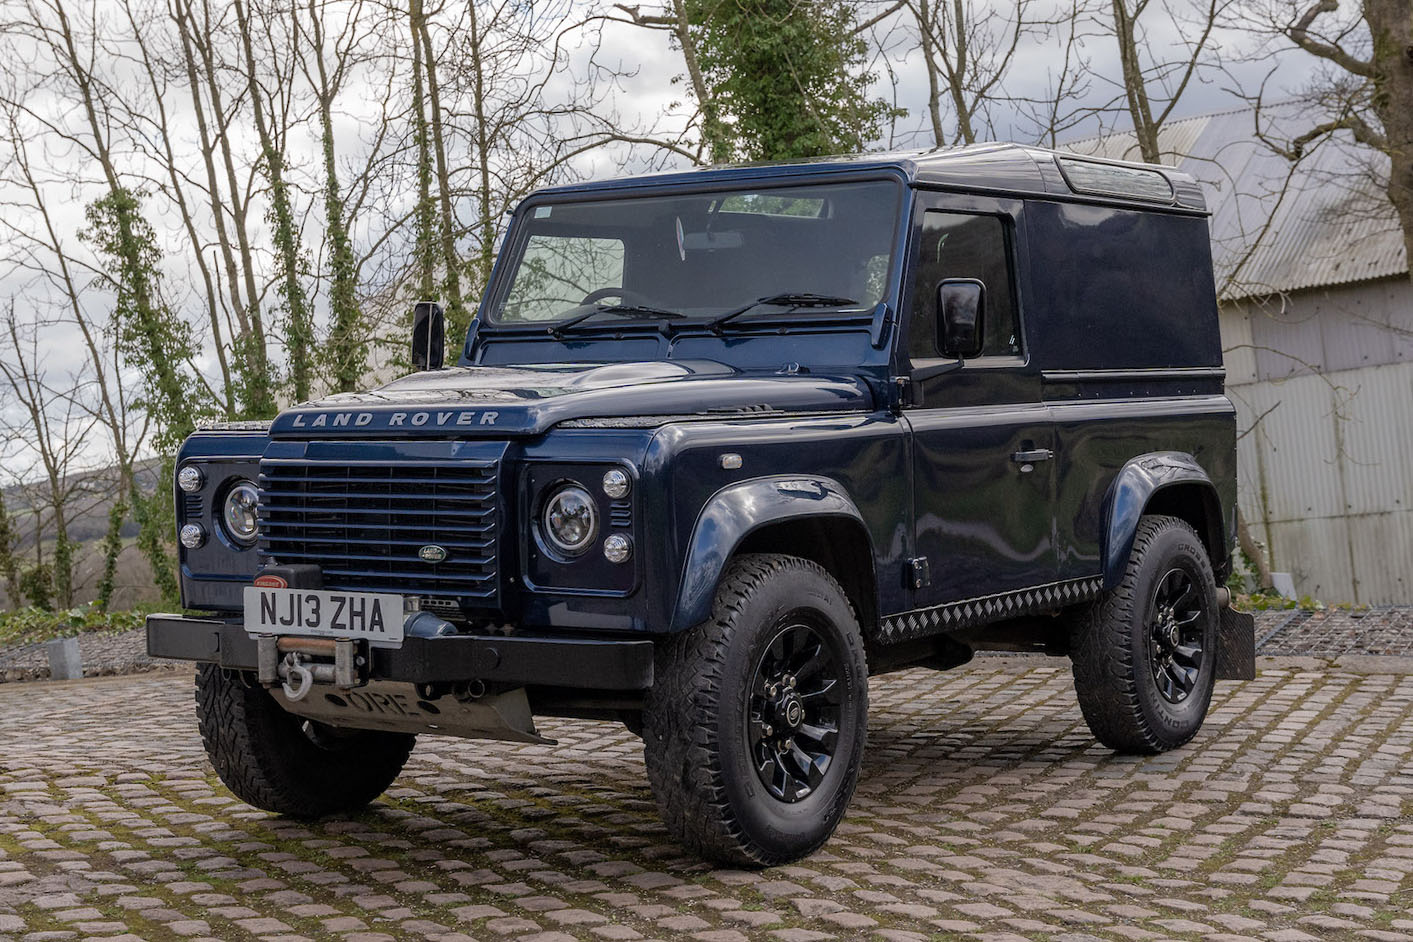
[909, 212, 1020, 360]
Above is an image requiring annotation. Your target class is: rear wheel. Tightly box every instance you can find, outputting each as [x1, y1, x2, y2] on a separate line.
[1071, 515, 1218, 754]
[195, 664, 414, 818]
[643, 554, 868, 866]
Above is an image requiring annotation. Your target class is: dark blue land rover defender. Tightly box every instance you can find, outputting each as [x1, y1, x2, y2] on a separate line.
[149, 144, 1256, 866]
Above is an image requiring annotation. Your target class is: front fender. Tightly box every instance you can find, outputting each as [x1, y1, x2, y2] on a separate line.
[1103, 451, 1221, 589]
[670, 476, 867, 632]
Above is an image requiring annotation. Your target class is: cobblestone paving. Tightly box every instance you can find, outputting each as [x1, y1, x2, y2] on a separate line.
[3, 664, 1413, 942]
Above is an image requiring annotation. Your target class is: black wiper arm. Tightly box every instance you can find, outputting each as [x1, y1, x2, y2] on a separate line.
[707, 292, 859, 334]
[549, 304, 687, 339]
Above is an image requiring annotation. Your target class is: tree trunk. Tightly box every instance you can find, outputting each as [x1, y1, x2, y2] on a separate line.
[418, 17, 465, 342]
[1236, 507, 1275, 592]
[187, 0, 276, 416]
[0, 489, 20, 607]
[235, 0, 314, 404]
[1364, 0, 1413, 280]
[673, 0, 729, 162]
[468, 0, 495, 294]
[95, 501, 127, 612]
[916, 0, 947, 145]
[1111, 0, 1160, 162]
[409, 0, 437, 301]
[306, 4, 365, 393]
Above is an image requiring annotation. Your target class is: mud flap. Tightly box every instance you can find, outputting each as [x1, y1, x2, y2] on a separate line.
[1216, 607, 1256, 680]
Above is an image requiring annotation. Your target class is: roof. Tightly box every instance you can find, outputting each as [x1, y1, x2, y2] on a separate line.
[536, 143, 1208, 215]
[1063, 104, 1407, 301]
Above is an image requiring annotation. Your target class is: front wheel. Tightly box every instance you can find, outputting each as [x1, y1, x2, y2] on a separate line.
[1070, 514, 1218, 754]
[195, 664, 415, 818]
[643, 554, 869, 867]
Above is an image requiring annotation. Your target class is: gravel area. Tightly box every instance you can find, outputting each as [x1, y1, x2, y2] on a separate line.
[0, 605, 1409, 683]
[1256, 605, 1413, 655]
[0, 627, 180, 684]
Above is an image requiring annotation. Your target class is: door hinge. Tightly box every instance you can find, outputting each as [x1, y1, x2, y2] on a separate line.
[907, 557, 931, 589]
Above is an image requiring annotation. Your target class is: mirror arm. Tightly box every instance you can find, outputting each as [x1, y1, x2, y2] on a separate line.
[869, 302, 893, 349]
[911, 358, 965, 384]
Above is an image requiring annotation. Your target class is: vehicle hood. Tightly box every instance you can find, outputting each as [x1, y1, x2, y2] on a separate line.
[269, 360, 874, 438]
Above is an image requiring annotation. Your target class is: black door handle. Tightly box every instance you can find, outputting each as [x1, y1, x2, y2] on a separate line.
[1012, 448, 1054, 463]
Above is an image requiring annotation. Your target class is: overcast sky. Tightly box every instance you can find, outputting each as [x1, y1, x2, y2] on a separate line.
[0, 0, 1315, 476]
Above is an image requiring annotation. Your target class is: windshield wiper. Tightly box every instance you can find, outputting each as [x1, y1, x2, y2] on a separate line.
[706, 292, 859, 334]
[548, 303, 687, 339]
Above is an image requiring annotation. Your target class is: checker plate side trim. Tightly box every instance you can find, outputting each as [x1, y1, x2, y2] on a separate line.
[878, 577, 1104, 644]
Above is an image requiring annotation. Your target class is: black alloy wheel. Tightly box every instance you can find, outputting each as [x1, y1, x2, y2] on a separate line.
[643, 553, 869, 866]
[746, 619, 844, 803]
[1146, 567, 1206, 703]
[1070, 514, 1219, 754]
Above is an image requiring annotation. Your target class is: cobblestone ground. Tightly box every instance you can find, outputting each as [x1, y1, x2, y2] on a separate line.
[3, 664, 1413, 942]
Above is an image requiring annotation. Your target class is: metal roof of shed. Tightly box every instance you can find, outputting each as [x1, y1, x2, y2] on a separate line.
[1063, 103, 1407, 301]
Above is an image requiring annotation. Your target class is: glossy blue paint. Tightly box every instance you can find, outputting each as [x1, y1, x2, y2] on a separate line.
[170, 145, 1238, 660]
[1102, 452, 1224, 589]
[671, 475, 871, 631]
[174, 433, 267, 610]
[272, 361, 876, 439]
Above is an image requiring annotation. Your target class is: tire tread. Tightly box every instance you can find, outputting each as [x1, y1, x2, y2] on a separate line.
[643, 553, 863, 867]
[195, 665, 414, 818]
[1070, 514, 1213, 755]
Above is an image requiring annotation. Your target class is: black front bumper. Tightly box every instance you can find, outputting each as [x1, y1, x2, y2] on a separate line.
[146, 614, 655, 690]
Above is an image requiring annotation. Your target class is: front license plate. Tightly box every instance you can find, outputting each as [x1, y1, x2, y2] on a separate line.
[243, 587, 405, 648]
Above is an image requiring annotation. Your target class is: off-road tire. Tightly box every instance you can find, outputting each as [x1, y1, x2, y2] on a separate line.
[643, 553, 869, 867]
[195, 664, 415, 818]
[1071, 514, 1218, 754]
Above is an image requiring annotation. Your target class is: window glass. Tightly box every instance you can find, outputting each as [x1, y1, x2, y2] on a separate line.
[910, 212, 1020, 360]
[502, 235, 625, 321]
[488, 180, 900, 325]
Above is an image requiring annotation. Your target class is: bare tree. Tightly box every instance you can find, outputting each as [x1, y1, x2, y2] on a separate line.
[295, 0, 373, 392]
[1241, 0, 1413, 279]
[0, 307, 97, 608]
[1101, 0, 1235, 161]
[907, 0, 1048, 146]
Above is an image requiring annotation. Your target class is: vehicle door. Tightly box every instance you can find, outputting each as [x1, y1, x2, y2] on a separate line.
[901, 192, 1058, 609]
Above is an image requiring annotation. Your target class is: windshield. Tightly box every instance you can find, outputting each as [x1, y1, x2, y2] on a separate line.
[488, 179, 901, 326]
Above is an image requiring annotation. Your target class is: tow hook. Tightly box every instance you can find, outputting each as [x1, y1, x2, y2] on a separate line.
[280, 653, 314, 701]
[256, 635, 362, 693]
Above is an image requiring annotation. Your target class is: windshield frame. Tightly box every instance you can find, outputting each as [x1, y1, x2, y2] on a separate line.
[476, 171, 909, 338]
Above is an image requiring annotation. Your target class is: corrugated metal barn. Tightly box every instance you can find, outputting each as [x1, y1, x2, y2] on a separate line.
[1067, 105, 1412, 603]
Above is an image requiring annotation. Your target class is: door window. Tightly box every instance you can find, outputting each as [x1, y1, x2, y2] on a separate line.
[910, 212, 1020, 360]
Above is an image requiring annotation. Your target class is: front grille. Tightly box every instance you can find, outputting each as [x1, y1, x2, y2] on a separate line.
[257, 458, 499, 603]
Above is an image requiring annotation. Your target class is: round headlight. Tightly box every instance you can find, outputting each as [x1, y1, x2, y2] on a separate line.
[179, 523, 206, 549]
[222, 481, 260, 546]
[602, 468, 631, 499]
[603, 533, 633, 564]
[177, 464, 205, 493]
[542, 484, 598, 556]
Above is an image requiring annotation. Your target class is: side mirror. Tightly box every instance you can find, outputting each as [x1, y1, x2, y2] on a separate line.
[938, 279, 985, 359]
[411, 300, 445, 371]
